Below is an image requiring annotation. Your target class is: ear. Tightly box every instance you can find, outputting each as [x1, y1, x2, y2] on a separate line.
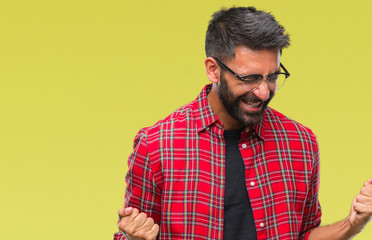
[204, 57, 220, 84]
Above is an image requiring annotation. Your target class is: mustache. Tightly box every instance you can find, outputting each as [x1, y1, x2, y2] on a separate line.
[238, 95, 263, 103]
[239, 92, 274, 104]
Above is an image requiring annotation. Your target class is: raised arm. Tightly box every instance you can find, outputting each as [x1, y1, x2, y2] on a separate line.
[308, 178, 372, 240]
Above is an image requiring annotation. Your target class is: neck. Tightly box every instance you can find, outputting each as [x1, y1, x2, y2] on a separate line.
[207, 84, 243, 130]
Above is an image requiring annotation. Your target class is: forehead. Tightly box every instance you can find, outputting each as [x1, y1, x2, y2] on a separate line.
[230, 46, 281, 74]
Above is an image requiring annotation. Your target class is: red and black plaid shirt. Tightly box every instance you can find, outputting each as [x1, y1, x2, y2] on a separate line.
[114, 84, 321, 240]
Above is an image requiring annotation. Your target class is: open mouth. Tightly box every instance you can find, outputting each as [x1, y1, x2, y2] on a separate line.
[241, 98, 262, 109]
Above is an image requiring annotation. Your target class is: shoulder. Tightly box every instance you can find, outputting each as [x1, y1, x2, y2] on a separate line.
[264, 107, 318, 145]
[137, 99, 196, 140]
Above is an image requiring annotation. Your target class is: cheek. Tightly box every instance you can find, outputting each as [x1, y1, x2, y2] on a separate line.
[229, 85, 247, 100]
[220, 75, 248, 101]
[222, 74, 242, 91]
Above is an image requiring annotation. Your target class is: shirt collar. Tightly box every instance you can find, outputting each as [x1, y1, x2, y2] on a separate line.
[252, 110, 267, 141]
[193, 84, 267, 140]
[193, 84, 219, 133]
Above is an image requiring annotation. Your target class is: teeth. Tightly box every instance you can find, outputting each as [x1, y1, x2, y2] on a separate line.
[245, 101, 260, 107]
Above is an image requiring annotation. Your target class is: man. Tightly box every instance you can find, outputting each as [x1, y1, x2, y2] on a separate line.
[114, 7, 372, 240]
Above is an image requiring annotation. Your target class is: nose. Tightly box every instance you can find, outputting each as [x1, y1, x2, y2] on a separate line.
[252, 78, 271, 101]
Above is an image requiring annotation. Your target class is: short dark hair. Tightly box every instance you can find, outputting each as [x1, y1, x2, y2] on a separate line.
[205, 7, 290, 61]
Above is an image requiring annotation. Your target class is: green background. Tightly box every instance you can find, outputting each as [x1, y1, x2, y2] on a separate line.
[1, 0, 371, 239]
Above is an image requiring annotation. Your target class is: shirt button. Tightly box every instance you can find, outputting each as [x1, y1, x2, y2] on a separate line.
[250, 181, 255, 187]
[242, 143, 247, 148]
[260, 222, 265, 228]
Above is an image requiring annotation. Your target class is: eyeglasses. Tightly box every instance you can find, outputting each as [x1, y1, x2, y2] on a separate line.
[213, 57, 290, 92]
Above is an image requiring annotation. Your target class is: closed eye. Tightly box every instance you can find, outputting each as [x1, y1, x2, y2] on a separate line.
[241, 75, 262, 83]
[267, 73, 280, 82]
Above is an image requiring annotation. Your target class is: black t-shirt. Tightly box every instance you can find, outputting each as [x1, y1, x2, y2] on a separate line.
[223, 129, 257, 240]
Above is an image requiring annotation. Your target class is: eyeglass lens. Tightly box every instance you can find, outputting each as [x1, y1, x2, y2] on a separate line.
[241, 74, 287, 91]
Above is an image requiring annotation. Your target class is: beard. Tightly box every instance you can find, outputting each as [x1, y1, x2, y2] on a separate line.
[217, 73, 274, 127]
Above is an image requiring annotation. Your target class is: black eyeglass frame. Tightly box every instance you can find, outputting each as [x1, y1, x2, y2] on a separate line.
[213, 57, 290, 90]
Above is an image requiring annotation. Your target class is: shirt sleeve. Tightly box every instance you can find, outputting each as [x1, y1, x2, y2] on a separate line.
[113, 129, 162, 240]
[299, 141, 322, 240]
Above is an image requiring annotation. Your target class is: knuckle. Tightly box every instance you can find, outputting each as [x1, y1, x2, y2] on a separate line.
[147, 217, 154, 225]
[118, 219, 129, 231]
[361, 188, 368, 195]
[149, 224, 160, 236]
[354, 202, 363, 211]
[132, 208, 139, 214]
[138, 212, 147, 218]
[133, 229, 146, 238]
[125, 225, 137, 235]
[118, 219, 129, 230]
[153, 223, 160, 231]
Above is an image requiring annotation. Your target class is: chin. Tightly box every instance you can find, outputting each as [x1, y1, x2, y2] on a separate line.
[240, 116, 262, 127]
[237, 109, 266, 127]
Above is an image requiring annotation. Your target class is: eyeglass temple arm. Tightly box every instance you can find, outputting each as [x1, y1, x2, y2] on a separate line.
[280, 63, 290, 77]
[213, 57, 242, 79]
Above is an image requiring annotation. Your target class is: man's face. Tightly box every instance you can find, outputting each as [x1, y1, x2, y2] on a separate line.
[217, 73, 274, 127]
[216, 46, 280, 127]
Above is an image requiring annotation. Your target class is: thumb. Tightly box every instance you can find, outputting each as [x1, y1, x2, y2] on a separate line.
[118, 207, 134, 218]
[367, 178, 372, 184]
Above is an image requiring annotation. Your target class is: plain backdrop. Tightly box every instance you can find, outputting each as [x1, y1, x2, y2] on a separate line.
[1, 0, 371, 239]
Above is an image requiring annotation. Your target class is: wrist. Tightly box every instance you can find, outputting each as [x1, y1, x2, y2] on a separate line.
[308, 218, 360, 240]
[340, 217, 361, 239]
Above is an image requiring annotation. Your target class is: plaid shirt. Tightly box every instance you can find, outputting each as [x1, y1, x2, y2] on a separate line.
[114, 84, 321, 240]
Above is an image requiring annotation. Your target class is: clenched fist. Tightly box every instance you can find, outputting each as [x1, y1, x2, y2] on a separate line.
[348, 178, 372, 233]
[118, 207, 159, 240]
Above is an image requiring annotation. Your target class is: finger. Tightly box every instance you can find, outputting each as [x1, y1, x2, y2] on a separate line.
[364, 179, 372, 187]
[140, 223, 160, 240]
[123, 213, 151, 238]
[131, 217, 155, 239]
[360, 185, 372, 197]
[150, 223, 160, 233]
[124, 208, 140, 222]
[355, 194, 372, 205]
[118, 208, 140, 232]
[137, 217, 155, 232]
[132, 212, 148, 228]
[147, 223, 160, 240]
[354, 202, 372, 215]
